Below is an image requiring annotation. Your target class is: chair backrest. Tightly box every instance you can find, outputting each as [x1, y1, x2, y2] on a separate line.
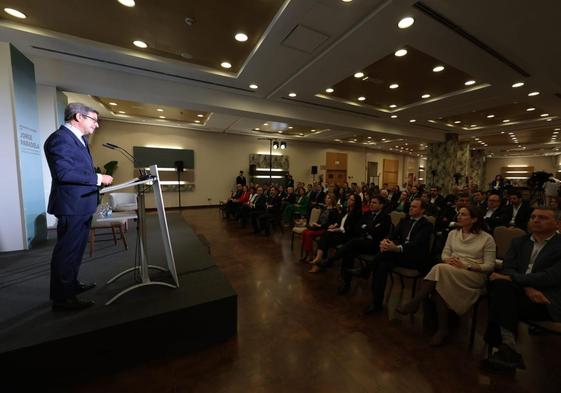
[425, 215, 436, 226]
[309, 207, 322, 225]
[108, 192, 137, 210]
[390, 211, 406, 228]
[493, 226, 526, 260]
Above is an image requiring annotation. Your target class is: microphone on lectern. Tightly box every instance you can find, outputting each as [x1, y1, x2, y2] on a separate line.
[102, 142, 150, 180]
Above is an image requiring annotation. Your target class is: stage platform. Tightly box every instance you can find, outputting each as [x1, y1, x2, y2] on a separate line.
[0, 212, 237, 383]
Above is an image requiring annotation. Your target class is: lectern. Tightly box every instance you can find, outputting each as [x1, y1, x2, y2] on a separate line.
[100, 164, 179, 305]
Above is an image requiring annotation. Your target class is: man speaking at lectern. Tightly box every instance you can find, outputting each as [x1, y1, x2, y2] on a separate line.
[44, 103, 113, 311]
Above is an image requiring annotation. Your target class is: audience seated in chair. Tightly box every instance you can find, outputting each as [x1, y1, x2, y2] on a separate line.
[254, 186, 282, 235]
[481, 207, 561, 373]
[348, 199, 433, 314]
[397, 205, 496, 346]
[282, 186, 309, 225]
[238, 186, 264, 227]
[504, 190, 533, 232]
[484, 191, 509, 233]
[299, 193, 340, 263]
[335, 195, 392, 294]
[393, 191, 410, 213]
[308, 193, 363, 273]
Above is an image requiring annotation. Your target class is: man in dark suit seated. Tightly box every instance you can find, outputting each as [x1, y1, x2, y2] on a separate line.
[44, 103, 114, 311]
[351, 199, 434, 314]
[248, 187, 268, 233]
[504, 190, 533, 232]
[482, 207, 561, 372]
[429, 186, 445, 214]
[484, 191, 509, 233]
[255, 186, 282, 235]
[333, 196, 392, 294]
[225, 184, 243, 219]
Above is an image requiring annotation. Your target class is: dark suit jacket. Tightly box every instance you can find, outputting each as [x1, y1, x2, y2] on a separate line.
[484, 207, 509, 232]
[44, 125, 98, 216]
[502, 234, 561, 321]
[361, 210, 392, 248]
[341, 209, 363, 238]
[391, 216, 434, 268]
[504, 202, 533, 232]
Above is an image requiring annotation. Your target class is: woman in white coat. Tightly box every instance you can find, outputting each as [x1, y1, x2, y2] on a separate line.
[397, 205, 496, 346]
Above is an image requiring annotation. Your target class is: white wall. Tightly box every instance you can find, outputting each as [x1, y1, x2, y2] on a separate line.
[485, 156, 559, 185]
[36, 84, 60, 227]
[90, 120, 415, 208]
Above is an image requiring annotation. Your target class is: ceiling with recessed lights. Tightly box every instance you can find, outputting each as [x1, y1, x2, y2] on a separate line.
[94, 96, 210, 124]
[1, 0, 561, 158]
[0, 0, 285, 72]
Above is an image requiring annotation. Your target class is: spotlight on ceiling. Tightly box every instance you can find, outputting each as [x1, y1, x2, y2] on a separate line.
[395, 49, 408, 57]
[133, 40, 148, 48]
[3, 7, 26, 18]
[354, 72, 364, 78]
[432, 65, 445, 72]
[220, 61, 232, 69]
[398, 17, 415, 29]
[235, 33, 248, 42]
[280, 141, 287, 149]
[117, 0, 135, 7]
[512, 82, 524, 88]
[272, 141, 280, 149]
[249, 84, 258, 89]
[464, 80, 476, 86]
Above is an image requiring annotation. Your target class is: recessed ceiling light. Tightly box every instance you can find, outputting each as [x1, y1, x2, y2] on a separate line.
[409, 119, 416, 123]
[220, 62, 232, 69]
[278, 131, 283, 134]
[254, 128, 260, 131]
[526, 107, 536, 111]
[395, 49, 408, 57]
[325, 88, 334, 93]
[197, 114, 204, 117]
[528, 91, 540, 96]
[117, 0, 135, 7]
[501, 131, 505, 134]
[512, 82, 524, 88]
[159, 116, 166, 119]
[4, 7, 26, 18]
[118, 111, 126, 114]
[249, 84, 258, 89]
[341, 0, 353, 2]
[234, 33, 248, 42]
[389, 83, 399, 89]
[195, 120, 201, 123]
[109, 102, 118, 106]
[133, 40, 148, 48]
[502, 119, 510, 123]
[288, 92, 297, 97]
[464, 80, 476, 86]
[432, 65, 445, 72]
[453, 120, 461, 124]
[486, 114, 495, 118]
[354, 72, 365, 78]
[288, 126, 293, 129]
[382, 138, 387, 141]
[389, 104, 397, 108]
[263, 123, 269, 126]
[555, 128, 561, 131]
[391, 115, 398, 119]
[541, 113, 550, 117]
[362, 76, 369, 81]
[421, 94, 430, 99]
[156, 108, 164, 112]
[398, 17, 415, 29]
[470, 124, 477, 127]
[311, 129, 316, 132]
[546, 118, 552, 121]
[357, 96, 366, 101]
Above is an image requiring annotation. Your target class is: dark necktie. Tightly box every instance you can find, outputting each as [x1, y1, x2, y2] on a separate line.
[405, 218, 417, 243]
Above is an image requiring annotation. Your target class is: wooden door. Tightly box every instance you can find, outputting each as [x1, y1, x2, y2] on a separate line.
[383, 159, 399, 186]
[326, 170, 347, 186]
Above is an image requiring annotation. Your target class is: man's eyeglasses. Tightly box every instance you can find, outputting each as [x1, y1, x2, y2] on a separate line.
[82, 114, 99, 124]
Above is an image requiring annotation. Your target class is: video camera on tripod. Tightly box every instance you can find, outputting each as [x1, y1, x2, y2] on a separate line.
[527, 171, 554, 205]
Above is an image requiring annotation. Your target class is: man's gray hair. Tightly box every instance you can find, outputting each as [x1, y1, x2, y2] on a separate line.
[64, 102, 98, 122]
